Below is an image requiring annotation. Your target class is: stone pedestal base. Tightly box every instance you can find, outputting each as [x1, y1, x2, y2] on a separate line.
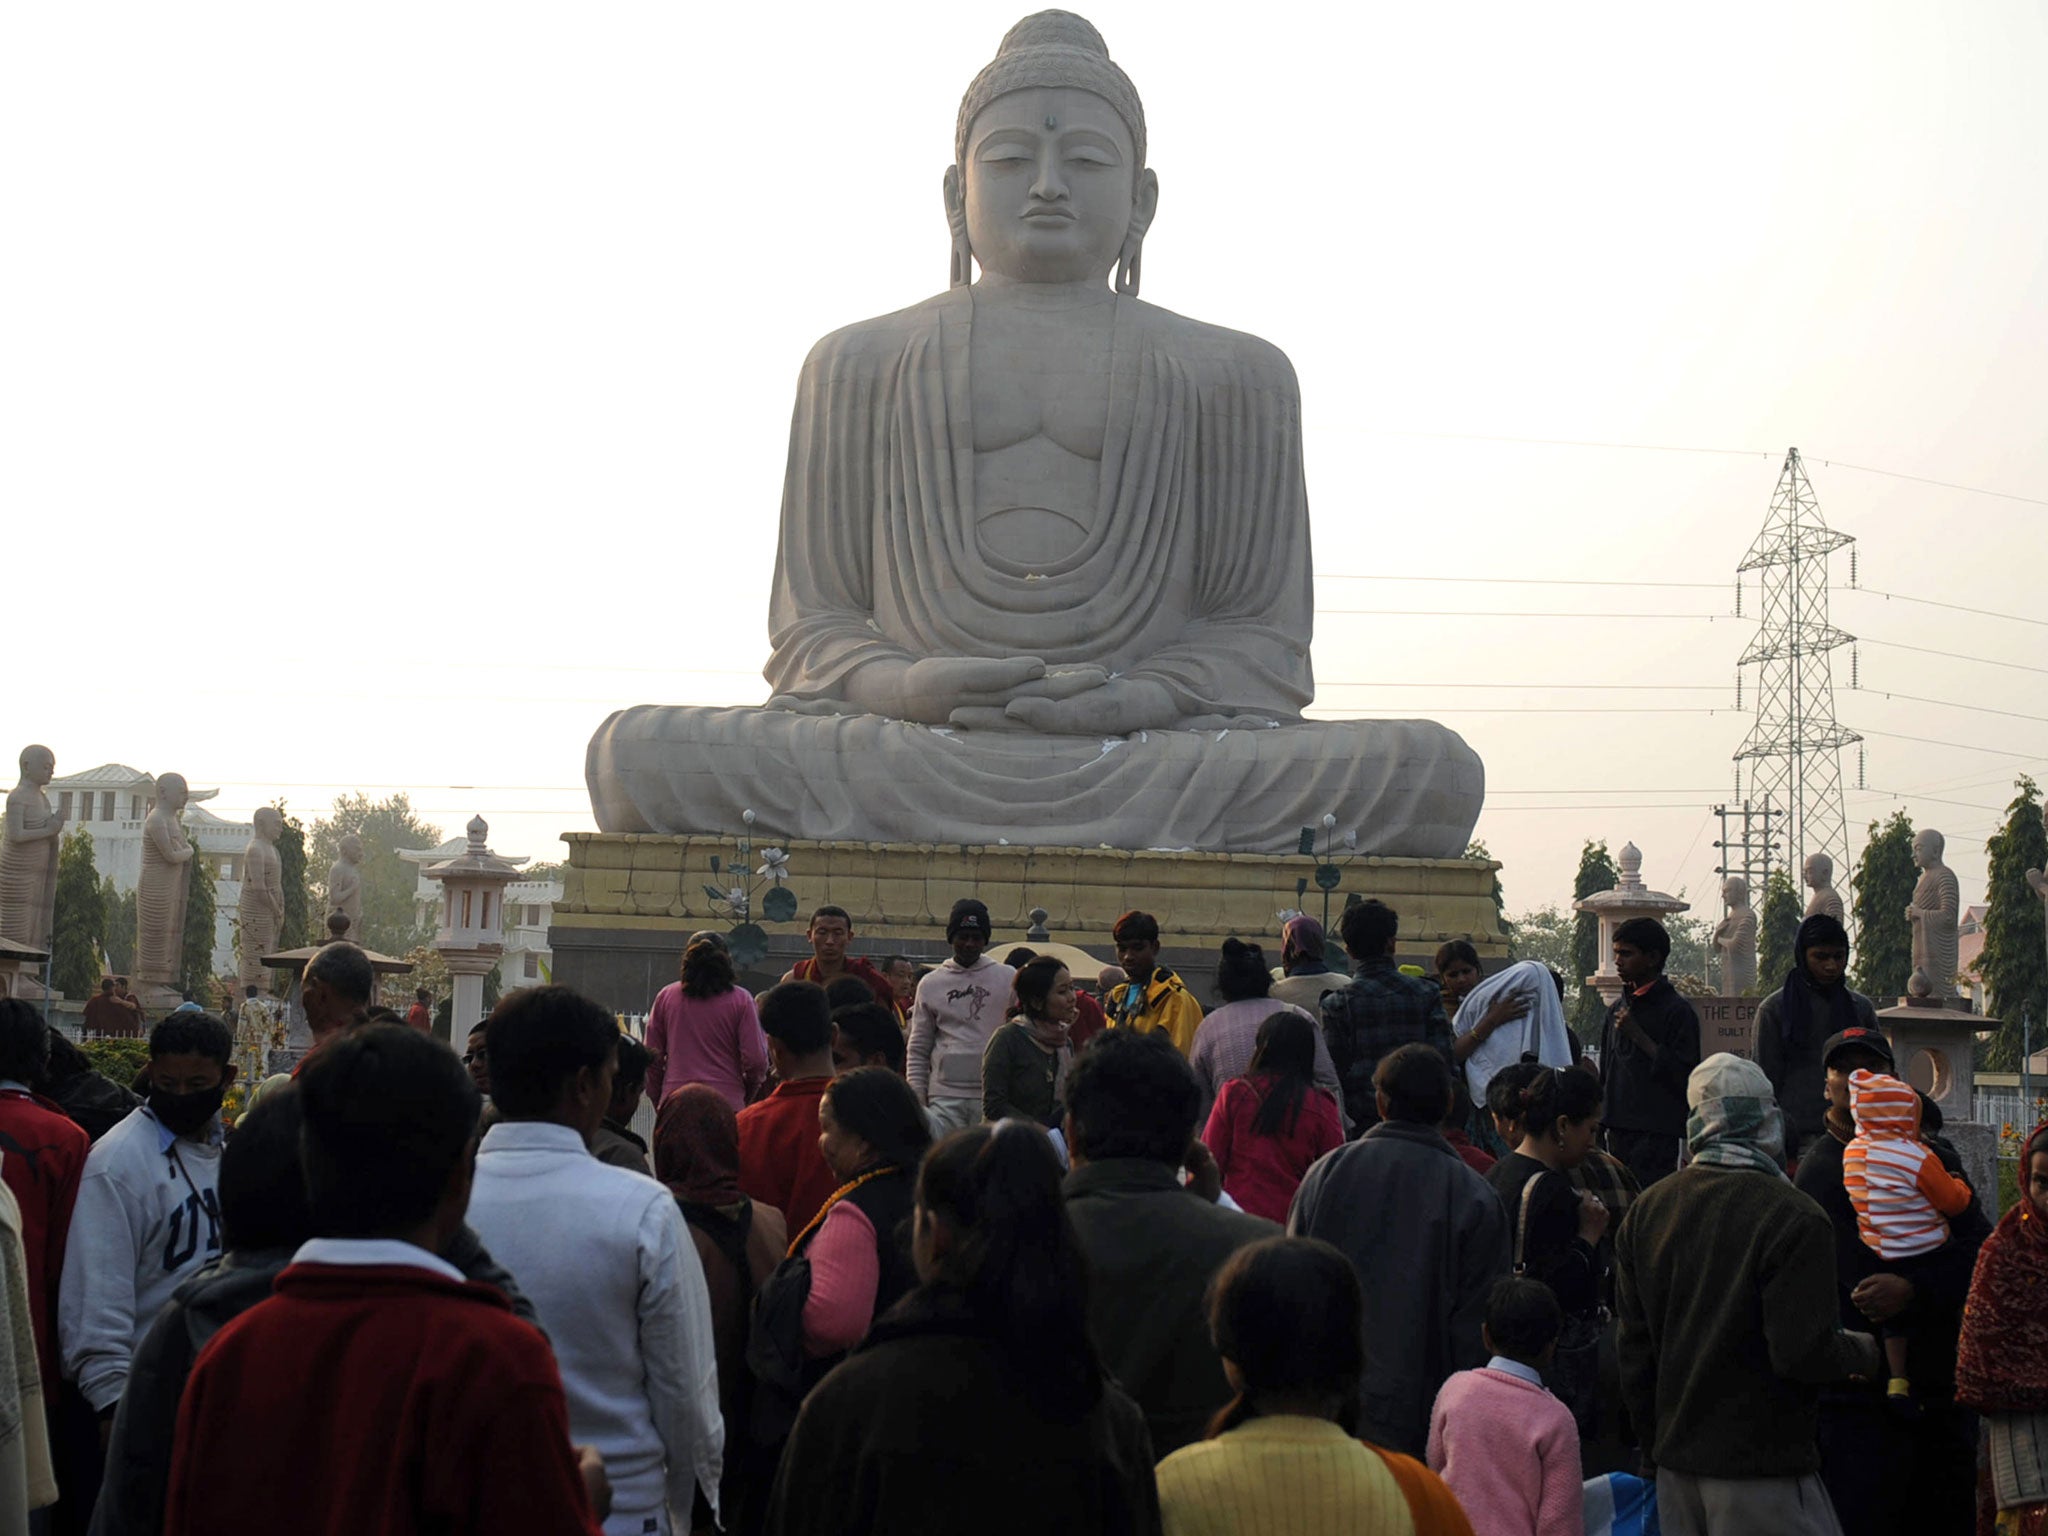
[549, 832, 1507, 1013]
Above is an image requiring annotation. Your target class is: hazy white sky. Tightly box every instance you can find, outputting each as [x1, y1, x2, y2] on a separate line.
[6, 1, 2044, 928]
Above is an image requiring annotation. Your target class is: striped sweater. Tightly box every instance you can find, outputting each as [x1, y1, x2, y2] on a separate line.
[1844, 1071, 1973, 1259]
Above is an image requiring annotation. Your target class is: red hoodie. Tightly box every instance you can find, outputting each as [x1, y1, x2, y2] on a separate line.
[165, 1262, 601, 1536]
[0, 1086, 88, 1388]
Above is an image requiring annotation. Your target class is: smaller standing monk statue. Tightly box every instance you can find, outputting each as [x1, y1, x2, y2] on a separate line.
[135, 773, 194, 997]
[1905, 828, 1960, 1001]
[237, 807, 287, 989]
[1802, 852, 1845, 924]
[1713, 876, 1759, 995]
[0, 745, 66, 951]
[327, 833, 364, 948]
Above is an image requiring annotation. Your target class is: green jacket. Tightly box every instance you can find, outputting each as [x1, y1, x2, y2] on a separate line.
[1061, 1158, 1277, 1458]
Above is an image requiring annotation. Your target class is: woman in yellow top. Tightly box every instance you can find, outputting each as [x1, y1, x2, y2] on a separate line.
[1155, 1237, 1475, 1536]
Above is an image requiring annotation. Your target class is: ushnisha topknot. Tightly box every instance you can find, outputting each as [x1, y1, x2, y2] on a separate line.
[955, 10, 1147, 169]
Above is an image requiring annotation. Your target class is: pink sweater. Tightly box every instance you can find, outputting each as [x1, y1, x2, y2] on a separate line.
[1427, 1367, 1582, 1536]
[644, 983, 769, 1111]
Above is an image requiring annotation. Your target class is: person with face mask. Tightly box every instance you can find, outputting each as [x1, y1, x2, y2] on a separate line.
[59, 1012, 236, 1470]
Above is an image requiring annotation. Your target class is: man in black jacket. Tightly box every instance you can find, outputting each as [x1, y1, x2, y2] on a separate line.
[1793, 1027, 1988, 1536]
[1596, 918, 1700, 1189]
[1753, 915, 1879, 1163]
[1060, 1030, 1275, 1458]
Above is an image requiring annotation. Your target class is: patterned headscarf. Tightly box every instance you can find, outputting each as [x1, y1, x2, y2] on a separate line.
[1684, 1052, 1788, 1179]
[1956, 1121, 2048, 1415]
[653, 1084, 743, 1208]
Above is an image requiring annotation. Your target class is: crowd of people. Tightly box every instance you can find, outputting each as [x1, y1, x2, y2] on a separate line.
[0, 892, 2040, 1535]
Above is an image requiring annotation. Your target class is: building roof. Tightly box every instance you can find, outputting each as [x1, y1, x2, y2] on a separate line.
[401, 834, 528, 867]
[47, 763, 218, 803]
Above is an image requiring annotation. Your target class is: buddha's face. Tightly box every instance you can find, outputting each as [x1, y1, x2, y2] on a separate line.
[963, 86, 1150, 285]
[20, 747, 54, 788]
[1912, 831, 1942, 870]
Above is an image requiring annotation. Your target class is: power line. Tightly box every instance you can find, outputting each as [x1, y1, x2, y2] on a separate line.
[1813, 458, 2048, 510]
[1850, 726, 2046, 758]
[1318, 572, 1727, 590]
[1859, 637, 2048, 677]
[1304, 706, 1729, 716]
[1857, 691, 2048, 726]
[1319, 608, 1730, 621]
[1851, 787, 2007, 814]
[1839, 588, 2048, 630]
[1319, 681, 1728, 691]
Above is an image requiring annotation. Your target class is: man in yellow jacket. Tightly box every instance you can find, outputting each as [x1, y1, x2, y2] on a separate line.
[1105, 910, 1205, 1054]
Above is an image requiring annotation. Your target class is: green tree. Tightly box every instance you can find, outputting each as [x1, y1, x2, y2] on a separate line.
[1980, 777, 2048, 1070]
[274, 802, 314, 950]
[519, 860, 567, 887]
[1852, 811, 1917, 1000]
[98, 876, 136, 975]
[1662, 912, 1716, 994]
[1571, 841, 1619, 1037]
[309, 794, 442, 956]
[179, 841, 218, 999]
[1757, 868, 1802, 991]
[1507, 904, 1574, 978]
[50, 829, 105, 999]
[1464, 840, 1507, 951]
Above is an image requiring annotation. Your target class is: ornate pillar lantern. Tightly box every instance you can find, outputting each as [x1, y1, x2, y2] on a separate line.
[424, 815, 520, 1043]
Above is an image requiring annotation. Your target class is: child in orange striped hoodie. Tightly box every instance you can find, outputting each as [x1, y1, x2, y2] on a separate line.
[1843, 1069, 1976, 1417]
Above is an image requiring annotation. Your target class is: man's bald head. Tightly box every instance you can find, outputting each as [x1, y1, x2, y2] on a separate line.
[301, 941, 375, 1041]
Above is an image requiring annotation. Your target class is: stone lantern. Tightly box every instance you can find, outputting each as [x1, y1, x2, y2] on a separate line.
[1574, 842, 1691, 1008]
[424, 815, 520, 1043]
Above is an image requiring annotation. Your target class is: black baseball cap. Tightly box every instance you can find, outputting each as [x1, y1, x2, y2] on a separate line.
[1821, 1025, 1894, 1070]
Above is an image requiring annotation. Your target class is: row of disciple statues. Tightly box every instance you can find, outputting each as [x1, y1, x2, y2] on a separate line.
[1707, 838, 1968, 1001]
[2, 747, 370, 1000]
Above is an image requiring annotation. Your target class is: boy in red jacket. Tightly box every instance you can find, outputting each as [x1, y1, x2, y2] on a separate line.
[163, 1024, 608, 1536]
[0, 999, 88, 1390]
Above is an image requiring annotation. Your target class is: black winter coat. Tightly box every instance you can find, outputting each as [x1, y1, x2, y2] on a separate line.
[764, 1291, 1160, 1536]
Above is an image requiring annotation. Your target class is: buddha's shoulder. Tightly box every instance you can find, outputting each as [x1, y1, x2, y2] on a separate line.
[800, 291, 966, 372]
[1123, 297, 1300, 388]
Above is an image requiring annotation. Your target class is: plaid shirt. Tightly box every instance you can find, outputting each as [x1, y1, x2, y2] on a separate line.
[1319, 957, 1449, 1129]
[1570, 1144, 1641, 1221]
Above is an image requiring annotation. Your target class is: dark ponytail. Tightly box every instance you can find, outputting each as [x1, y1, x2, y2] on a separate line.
[916, 1124, 1103, 1422]
[1517, 1064, 1602, 1143]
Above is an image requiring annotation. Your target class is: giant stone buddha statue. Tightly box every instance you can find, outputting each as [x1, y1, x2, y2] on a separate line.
[586, 11, 1483, 856]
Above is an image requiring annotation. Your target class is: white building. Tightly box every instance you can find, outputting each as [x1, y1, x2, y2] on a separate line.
[399, 836, 560, 987]
[47, 763, 248, 975]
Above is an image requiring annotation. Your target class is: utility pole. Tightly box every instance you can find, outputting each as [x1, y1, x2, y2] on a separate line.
[1733, 448, 1860, 896]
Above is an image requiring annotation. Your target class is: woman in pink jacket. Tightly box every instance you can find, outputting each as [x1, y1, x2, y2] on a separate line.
[1428, 1276, 1584, 1536]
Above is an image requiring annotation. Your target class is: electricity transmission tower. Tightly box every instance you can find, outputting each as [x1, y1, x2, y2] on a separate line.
[1733, 447, 1860, 890]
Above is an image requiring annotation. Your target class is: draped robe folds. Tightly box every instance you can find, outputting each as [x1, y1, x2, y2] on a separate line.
[0, 789, 61, 950]
[588, 288, 1484, 857]
[136, 811, 191, 987]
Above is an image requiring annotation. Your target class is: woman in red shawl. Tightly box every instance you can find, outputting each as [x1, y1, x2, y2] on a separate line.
[1957, 1122, 2048, 1535]
[655, 1085, 788, 1534]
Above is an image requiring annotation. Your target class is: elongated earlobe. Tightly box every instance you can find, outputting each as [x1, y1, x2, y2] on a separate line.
[1114, 240, 1143, 297]
[944, 164, 973, 289]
